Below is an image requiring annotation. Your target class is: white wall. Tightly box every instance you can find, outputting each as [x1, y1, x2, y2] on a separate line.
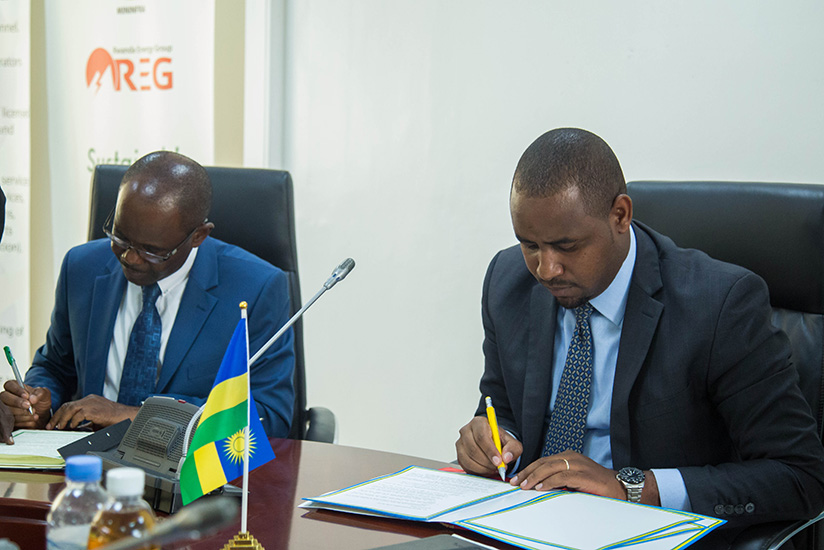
[280, 1, 824, 461]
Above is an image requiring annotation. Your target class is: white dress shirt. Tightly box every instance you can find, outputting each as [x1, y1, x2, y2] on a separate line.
[103, 248, 198, 401]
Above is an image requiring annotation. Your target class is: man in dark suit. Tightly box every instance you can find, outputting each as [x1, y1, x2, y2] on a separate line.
[0, 151, 294, 438]
[456, 128, 824, 544]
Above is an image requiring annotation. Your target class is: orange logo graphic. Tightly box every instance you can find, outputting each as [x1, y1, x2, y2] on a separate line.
[86, 47, 173, 92]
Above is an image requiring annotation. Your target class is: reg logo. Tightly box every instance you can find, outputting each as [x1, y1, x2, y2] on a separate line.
[86, 47, 173, 92]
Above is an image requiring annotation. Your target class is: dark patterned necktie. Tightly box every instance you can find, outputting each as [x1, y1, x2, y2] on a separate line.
[117, 283, 162, 406]
[543, 302, 594, 456]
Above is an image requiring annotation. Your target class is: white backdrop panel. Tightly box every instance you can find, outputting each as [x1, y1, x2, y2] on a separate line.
[282, 0, 824, 461]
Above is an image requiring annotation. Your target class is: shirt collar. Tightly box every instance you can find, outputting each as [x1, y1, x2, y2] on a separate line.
[155, 246, 198, 295]
[588, 225, 636, 327]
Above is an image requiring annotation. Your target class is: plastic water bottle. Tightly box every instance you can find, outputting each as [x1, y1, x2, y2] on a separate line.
[87, 467, 157, 550]
[46, 455, 108, 550]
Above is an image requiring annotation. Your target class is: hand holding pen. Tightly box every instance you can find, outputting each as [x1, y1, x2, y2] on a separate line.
[0, 347, 52, 432]
[4, 346, 33, 415]
[455, 398, 523, 479]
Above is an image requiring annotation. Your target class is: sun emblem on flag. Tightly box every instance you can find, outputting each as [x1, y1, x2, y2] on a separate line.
[223, 429, 258, 464]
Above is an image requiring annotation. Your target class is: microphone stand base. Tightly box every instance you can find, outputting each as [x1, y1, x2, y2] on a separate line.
[221, 531, 264, 550]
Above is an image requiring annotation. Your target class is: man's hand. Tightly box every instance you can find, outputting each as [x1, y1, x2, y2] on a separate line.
[0, 402, 14, 444]
[456, 416, 523, 477]
[47, 395, 139, 431]
[0, 380, 52, 430]
[510, 451, 661, 506]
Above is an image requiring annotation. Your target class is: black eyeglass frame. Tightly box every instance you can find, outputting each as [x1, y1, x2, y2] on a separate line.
[102, 209, 207, 264]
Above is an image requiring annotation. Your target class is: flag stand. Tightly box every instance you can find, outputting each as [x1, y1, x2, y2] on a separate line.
[222, 302, 265, 550]
[221, 532, 264, 550]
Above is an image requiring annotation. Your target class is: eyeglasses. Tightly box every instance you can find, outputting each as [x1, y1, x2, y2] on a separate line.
[102, 209, 206, 264]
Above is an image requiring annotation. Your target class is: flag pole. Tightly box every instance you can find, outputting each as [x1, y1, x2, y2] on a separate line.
[218, 303, 265, 550]
[180, 302, 267, 550]
[240, 302, 250, 535]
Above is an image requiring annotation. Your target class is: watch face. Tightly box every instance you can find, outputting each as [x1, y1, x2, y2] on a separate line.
[618, 467, 645, 485]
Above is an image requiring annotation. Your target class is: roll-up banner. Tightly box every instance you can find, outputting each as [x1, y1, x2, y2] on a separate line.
[45, 0, 215, 279]
[0, 0, 31, 368]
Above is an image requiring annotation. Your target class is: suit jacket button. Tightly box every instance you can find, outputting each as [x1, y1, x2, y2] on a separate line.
[724, 505, 734, 515]
[714, 505, 725, 515]
[745, 503, 755, 513]
[734, 505, 744, 515]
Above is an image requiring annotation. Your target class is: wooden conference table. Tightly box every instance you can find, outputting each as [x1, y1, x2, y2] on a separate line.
[0, 438, 500, 550]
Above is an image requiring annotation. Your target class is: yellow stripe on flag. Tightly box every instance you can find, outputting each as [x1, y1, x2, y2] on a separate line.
[194, 442, 228, 494]
[200, 373, 248, 425]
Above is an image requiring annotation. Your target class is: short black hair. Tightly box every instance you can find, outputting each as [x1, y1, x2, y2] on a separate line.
[512, 128, 626, 218]
[121, 151, 212, 229]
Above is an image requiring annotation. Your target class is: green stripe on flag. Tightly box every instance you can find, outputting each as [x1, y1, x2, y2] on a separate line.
[189, 400, 248, 449]
[179, 400, 248, 505]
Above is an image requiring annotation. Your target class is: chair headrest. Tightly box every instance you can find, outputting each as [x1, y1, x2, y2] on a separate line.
[89, 164, 298, 274]
[628, 181, 824, 314]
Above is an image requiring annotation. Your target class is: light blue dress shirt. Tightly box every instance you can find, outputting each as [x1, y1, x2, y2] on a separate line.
[547, 226, 691, 511]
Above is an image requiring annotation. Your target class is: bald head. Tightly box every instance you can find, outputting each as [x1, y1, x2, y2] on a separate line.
[121, 151, 212, 229]
[111, 151, 214, 286]
[512, 128, 626, 218]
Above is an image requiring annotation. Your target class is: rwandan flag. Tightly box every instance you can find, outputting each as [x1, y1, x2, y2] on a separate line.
[179, 318, 275, 505]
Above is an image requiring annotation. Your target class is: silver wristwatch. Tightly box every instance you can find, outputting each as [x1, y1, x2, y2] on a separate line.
[616, 467, 645, 503]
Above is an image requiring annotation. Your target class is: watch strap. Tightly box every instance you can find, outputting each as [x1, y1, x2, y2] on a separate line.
[616, 467, 645, 503]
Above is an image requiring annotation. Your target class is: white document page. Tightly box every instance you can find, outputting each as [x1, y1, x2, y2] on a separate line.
[458, 492, 715, 550]
[435, 489, 545, 524]
[464, 524, 704, 550]
[303, 466, 518, 521]
[0, 430, 90, 469]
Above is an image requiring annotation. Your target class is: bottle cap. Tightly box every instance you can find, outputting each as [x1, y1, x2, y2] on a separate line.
[105, 467, 146, 497]
[64, 455, 102, 483]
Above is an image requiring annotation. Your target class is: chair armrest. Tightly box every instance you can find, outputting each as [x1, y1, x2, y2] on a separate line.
[730, 512, 824, 550]
[305, 407, 336, 443]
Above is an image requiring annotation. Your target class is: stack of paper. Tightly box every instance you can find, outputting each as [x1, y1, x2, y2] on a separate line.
[0, 430, 90, 469]
[301, 466, 724, 550]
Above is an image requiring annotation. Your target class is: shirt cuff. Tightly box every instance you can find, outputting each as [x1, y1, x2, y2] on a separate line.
[651, 468, 692, 511]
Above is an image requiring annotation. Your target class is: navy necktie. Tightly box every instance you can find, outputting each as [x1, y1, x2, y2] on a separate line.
[117, 283, 162, 407]
[543, 302, 594, 456]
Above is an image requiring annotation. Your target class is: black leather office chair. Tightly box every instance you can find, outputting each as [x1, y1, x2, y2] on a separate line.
[1, 183, 6, 243]
[628, 180, 824, 550]
[88, 164, 335, 443]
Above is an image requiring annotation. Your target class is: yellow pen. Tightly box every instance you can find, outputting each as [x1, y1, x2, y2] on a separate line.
[485, 396, 507, 481]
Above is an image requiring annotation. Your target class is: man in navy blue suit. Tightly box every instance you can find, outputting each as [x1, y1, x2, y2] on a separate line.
[0, 151, 294, 438]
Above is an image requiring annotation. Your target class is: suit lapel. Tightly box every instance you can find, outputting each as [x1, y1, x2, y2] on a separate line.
[610, 224, 664, 467]
[86, 257, 127, 397]
[156, 240, 219, 392]
[522, 283, 558, 462]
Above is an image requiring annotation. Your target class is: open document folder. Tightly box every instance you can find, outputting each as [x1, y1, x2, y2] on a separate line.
[0, 430, 91, 469]
[301, 466, 725, 550]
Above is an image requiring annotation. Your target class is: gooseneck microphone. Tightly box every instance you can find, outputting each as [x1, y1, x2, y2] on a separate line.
[96, 497, 239, 550]
[323, 257, 356, 290]
[249, 258, 356, 365]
